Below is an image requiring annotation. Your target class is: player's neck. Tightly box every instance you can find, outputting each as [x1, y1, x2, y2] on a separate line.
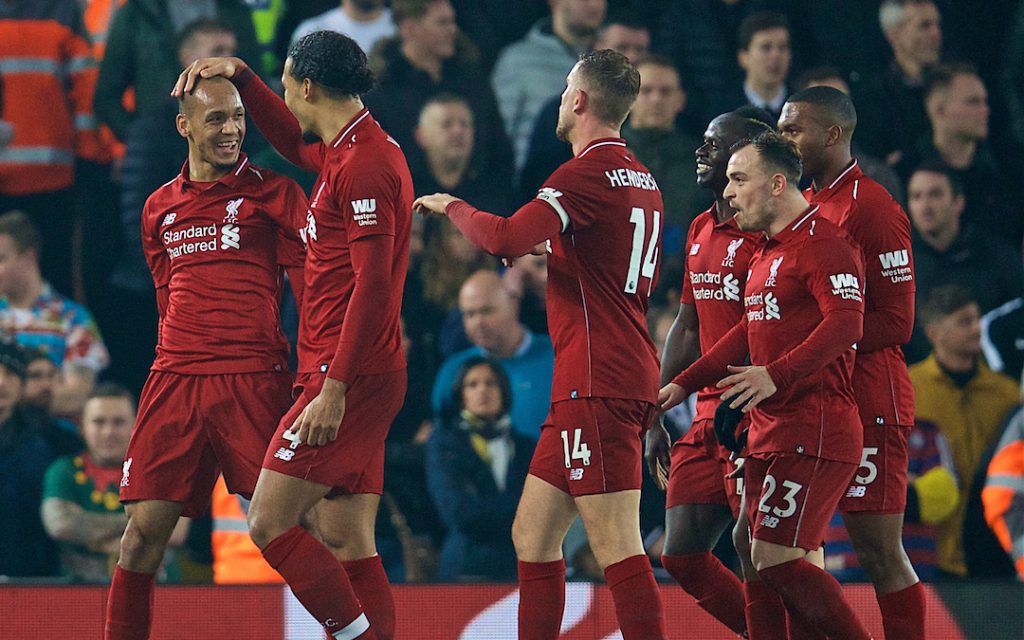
[713, 195, 737, 224]
[187, 156, 232, 183]
[766, 191, 813, 238]
[570, 123, 620, 156]
[811, 153, 854, 192]
[316, 99, 366, 146]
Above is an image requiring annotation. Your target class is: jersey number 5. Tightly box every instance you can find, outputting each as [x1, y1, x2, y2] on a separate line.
[625, 207, 661, 295]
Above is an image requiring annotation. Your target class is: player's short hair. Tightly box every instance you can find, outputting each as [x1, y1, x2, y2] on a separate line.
[910, 160, 964, 198]
[88, 381, 137, 413]
[793, 65, 846, 92]
[0, 210, 41, 254]
[176, 18, 235, 55]
[924, 61, 980, 103]
[446, 356, 513, 419]
[733, 131, 803, 185]
[730, 105, 776, 129]
[576, 48, 641, 128]
[737, 12, 790, 51]
[392, 0, 446, 25]
[287, 30, 375, 99]
[879, 0, 936, 32]
[918, 284, 976, 328]
[786, 85, 858, 134]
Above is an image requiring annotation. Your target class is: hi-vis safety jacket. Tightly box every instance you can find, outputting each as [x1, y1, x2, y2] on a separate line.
[211, 475, 283, 584]
[983, 406, 1024, 580]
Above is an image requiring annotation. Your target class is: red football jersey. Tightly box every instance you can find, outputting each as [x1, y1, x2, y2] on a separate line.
[743, 208, 865, 463]
[806, 160, 916, 427]
[295, 109, 412, 377]
[142, 155, 306, 374]
[536, 138, 663, 403]
[680, 205, 760, 421]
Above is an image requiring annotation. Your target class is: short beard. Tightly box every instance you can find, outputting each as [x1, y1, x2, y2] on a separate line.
[555, 119, 573, 143]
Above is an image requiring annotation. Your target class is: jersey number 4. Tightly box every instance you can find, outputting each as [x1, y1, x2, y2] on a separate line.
[625, 207, 661, 295]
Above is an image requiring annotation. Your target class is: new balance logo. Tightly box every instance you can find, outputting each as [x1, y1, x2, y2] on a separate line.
[273, 448, 295, 462]
[878, 250, 909, 269]
[846, 485, 867, 498]
[161, 213, 176, 226]
[351, 198, 376, 214]
[120, 457, 132, 487]
[220, 224, 240, 249]
[689, 243, 701, 256]
[569, 468, 584, 481]
[829, 273, 859, 289]
[759, 514, 780, 529]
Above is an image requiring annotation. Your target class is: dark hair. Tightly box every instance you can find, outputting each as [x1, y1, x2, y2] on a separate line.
[0, 339, 27, 381]
[730, 105, 776, 129]
[391, 0, 446, 25]
[918, 284, 977, 328]
[576, 48, 641, 127]
[733, 131, 803, 184]
[287, 30, 375, 99]
[794, 65, 847, 92]
[420, 91, 471, 117]
[0, 210, 40, 253]
[924, 62, 980, 102]
[737, 12, 790, 51]
[176, 18, 234, 55]
[909, 160, 964, 198]
[446, 356, 512, 419]
[88, 381, 137, 412]
[600, 12, 650, 35]
[786, 85, 858, 134]
[21, 346, 51, 365]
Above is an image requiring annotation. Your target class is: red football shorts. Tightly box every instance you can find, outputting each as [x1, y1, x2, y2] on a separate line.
[262, 369, 406, 495]
[529, 397, 656, 496]
[121, 370, 292, 517]
[839, 423, 910, 514]
[744, 453, 857, 551]
[667, 418, 743, 517]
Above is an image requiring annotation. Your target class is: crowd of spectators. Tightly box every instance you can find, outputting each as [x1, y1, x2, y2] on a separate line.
[0, 0, 1022, 585]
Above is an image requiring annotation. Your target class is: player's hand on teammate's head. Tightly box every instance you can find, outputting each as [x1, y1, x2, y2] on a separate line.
[172, 57, 247, 97]
[644, 416, 671, 491]
[412, 193, 459, 217]
[658, 382, 686, 412]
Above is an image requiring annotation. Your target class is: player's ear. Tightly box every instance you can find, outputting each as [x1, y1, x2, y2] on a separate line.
[302, 78, 314, 101]
[826, 124, 842, 147]
[573, 88, 588, 115]
[771, 172, 787, 196]
[175, 112, 190, 139]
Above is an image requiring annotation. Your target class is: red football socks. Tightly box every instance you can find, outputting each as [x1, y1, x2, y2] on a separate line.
[341, 555, 395, 640]
[262, 526, 376, 639]
[743, 579, 788, 640]
[104, 565, 155, 640]
[604, 555, 668, 639]
[661, 552, 746, 635]
[758, 559, 872, 640]
[878, 581, 926, 640]
[518, 559, 566, 639]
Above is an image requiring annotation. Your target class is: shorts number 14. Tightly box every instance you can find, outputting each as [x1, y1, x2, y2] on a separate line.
[560, 428, 592, 468]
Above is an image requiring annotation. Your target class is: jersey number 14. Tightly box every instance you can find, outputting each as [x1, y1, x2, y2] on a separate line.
[625, 207, 660, 295]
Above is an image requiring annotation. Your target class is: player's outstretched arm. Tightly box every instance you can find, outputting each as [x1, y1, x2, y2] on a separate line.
[413, 193, 561, 257]
[660, 303, 700, 385]
[172, 58, 322, 172]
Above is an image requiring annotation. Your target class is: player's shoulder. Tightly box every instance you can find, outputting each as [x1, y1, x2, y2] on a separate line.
[801, 215, 862, 258]
[848, 173, 904, 217]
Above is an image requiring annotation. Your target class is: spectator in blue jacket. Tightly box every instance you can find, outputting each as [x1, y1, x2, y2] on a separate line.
[426, 356, 534, 581]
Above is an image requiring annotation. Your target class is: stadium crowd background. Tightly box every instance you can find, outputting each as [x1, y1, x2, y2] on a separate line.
[0, 0, 1022, 596]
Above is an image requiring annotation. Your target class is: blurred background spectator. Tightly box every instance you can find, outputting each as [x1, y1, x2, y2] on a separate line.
[733, 11, 791, 121]
[431, 271, 553, 440]
[908, 285, 1021, 578]
[982, 405, 1024, 580]
[291, 0, 395, 55]
[426, 356, 534, 582]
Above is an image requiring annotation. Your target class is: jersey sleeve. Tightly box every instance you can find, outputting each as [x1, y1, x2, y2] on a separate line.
[268, 174, 308, 268]
[337, 164, 399, 242]
[140, 196, 169, 289]
[536, 162, 601, 233]
[853, 196, 915, 301]
[803, 234, 867, 317]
